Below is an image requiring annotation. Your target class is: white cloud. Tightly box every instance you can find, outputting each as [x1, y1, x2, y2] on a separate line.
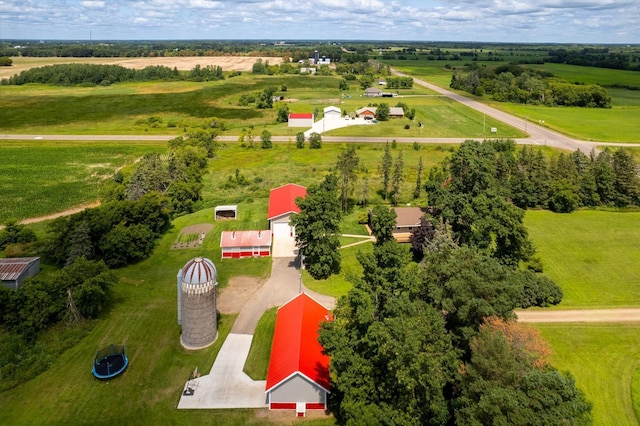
[0, 0, 637, 42]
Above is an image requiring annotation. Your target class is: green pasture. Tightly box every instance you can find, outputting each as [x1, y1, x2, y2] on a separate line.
[0, 73, 522, 138]
[524, 210, 640, 308]
[535, 323, 640, 426]
[203, 141, 450, 211]
[529, 63, 640, 88]
[0, 207, 274, 425]
[243, 307, 277, 380]
[0, 140, 165, 223]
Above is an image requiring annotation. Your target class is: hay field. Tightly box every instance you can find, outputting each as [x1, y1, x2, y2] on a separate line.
[0, 56, 283, 79]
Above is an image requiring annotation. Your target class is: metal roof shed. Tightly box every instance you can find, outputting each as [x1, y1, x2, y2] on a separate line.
[0, 257, 40, 290]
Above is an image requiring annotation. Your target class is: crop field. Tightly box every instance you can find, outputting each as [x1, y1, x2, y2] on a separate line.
[0, 140, 165, 223]
[536, 323, 640, 426]
[0, 72, 522, 138]
[524, 210, 640, 308]
[0, 56, 284, 80]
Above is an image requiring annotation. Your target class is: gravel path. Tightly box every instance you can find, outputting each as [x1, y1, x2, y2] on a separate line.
[516, 308, 640, 323]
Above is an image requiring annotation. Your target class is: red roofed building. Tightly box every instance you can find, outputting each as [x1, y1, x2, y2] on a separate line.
[265, 293, 331, 414]
[267, 183, 307, 239]
[288, 113, 314, 127]
[220, 230, 271, 259]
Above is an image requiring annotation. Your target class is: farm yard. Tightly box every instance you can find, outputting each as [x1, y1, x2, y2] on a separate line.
[1, 49, 640, 425]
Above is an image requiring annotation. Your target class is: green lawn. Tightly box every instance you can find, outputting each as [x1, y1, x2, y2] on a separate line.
[524, 210, 640, 308]
[535, 323, 640, 426]
[243, 307, 277, 380]
[0, 140, 165, 223]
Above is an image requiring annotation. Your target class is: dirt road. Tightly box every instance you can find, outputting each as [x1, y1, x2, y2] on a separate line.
[516, 308, 640, 323]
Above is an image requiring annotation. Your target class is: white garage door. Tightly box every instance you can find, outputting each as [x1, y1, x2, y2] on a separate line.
[272, 222, 293, 239]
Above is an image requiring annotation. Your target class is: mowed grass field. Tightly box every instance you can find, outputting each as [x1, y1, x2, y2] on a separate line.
[535, 323, 640, 426]
[0, 207, 279, 425]
[389, 60, 640, 143]
[0, 140, 166, 223]
[524, 210, 640, 308]
[0, 72, 523, 138]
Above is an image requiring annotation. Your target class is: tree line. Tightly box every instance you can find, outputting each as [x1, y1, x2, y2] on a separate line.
[1, 63, 224, 86]
[450, 64, 612, 107]
[428, 140, 640, 214]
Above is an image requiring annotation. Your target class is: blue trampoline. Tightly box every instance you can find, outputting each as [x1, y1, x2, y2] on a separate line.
[92, 344, 128, 380]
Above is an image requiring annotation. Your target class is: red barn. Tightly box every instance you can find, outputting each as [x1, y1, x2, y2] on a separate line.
[267, 183, 307, 239]
[265, 293, 331, 415]
[220, 230, 271, 259]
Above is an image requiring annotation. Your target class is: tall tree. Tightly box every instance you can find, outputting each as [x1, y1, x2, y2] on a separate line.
[260, 129, 272, 149]
[320, 240, 457, 425]
[455, 318, 592, 425]
[391, 149, 404, 206]
[290, 174, 341, 280]
[413, 156, 423, 199]
[379, 142, 392, 200]
[336, 146, 360, 213]
[368, 205, 397, 245]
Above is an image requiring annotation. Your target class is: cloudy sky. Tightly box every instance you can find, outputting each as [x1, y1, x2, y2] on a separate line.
[0, 0, 637, 43]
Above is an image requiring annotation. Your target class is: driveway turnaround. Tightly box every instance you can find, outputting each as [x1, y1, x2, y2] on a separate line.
[178, 256, 336, 409]
[177, 333, 267, 409]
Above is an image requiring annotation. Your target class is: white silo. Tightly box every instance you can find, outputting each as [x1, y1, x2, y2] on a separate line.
[177, 257, 218, 349]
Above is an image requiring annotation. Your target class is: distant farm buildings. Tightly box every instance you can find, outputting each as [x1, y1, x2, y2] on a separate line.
[0, 257, 40, 290]
[288, 113, 314, 127]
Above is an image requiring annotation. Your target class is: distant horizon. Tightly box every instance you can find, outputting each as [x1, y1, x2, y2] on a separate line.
[1, 1, 638, 45]
[2, 39, 639, 46]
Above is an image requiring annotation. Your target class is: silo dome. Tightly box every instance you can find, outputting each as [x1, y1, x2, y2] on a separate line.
[178, 257, 218, 349]
[182, 257, 217, 286]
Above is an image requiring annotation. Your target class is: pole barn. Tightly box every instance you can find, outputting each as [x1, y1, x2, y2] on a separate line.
[265, 293, 331, 416]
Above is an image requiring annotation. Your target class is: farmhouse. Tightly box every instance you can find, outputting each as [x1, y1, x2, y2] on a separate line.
[389, 106, 405, 118]
[265, 293, 331, 415]
[288, 113, 314, 127]
[392, 207, 426, 243]
[0, 257, 40, 290]
[268, 183, 307, 239]
[364, 87, 382, 97]
[356, 106, 377, 120]
[220, 230, 271, 259]
[323, 105, 342, 120]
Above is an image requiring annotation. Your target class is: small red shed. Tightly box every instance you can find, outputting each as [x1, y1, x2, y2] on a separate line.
[220, 230, 272, 259]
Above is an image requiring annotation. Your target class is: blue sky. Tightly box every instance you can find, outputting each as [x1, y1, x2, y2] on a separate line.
[0, 0, 638, 43]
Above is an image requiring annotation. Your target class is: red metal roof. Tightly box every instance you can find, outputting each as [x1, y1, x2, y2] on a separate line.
[0, 257, 39, 281]
[288, 113, 313, 119]
[265, 293, 331, 393]
[220, 230, 271, 248]
[267, 183, 307, 220]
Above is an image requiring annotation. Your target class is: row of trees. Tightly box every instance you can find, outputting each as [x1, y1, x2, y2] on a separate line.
[1, 63, 223, 86]
[450, 64, 612, 107]
[428, 140, 640, 215]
